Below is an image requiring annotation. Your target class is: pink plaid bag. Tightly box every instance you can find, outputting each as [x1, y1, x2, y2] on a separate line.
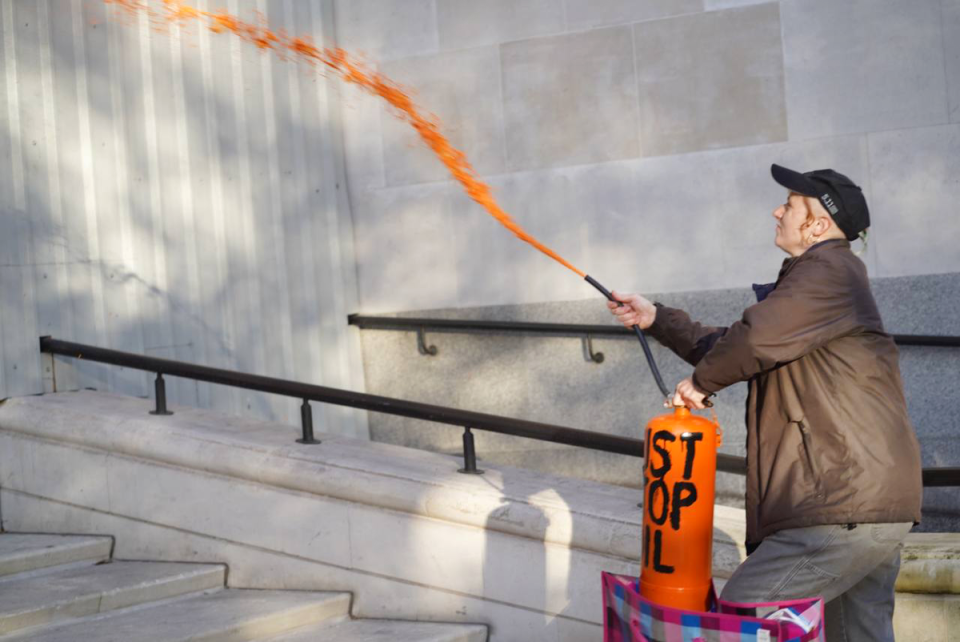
[602, 572, 825, 642]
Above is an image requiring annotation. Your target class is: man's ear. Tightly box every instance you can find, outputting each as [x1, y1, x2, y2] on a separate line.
[814, 215, 834, 236]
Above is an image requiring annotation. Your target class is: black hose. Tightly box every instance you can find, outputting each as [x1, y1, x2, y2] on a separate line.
[585, 275, 670, 398]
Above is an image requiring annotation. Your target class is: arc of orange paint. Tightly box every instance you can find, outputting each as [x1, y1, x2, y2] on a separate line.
[105, 0, 586, 279]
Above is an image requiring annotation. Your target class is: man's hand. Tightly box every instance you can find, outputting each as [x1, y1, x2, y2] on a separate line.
[607, 291, 656, 330]
[671, 376, 709, 410]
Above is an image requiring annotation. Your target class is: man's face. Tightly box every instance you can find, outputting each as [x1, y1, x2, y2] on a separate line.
[772, 192, 812, 257]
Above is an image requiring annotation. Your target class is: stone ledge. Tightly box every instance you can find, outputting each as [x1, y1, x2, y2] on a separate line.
[0, 390, 956, 594]
[0, 390, 745, 573]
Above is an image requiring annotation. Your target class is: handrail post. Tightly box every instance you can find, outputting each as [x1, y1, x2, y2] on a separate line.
[458, 427, 484, 475]
[297, 399, 320, 444]
[149, 373, 173, 416]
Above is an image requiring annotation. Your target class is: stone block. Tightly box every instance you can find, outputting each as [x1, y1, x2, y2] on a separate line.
[380, 47, 506, 186]
[500, 27, 640, 171]
[333, 0, 438, 61]
[340, 80, 386, 197]
[867, 124, 960, 277]
[564, 0, 703, 30]
[436, 0, 564, 51]
[945, 0, 960, 123]
[704, 0, 769, 9]
[781, 0, 948, 140]
[351, 182, 464, 313]
[347, 505, 487, 597]
[633, 3, 787, 157]
[586, 156, 729, 294]
[892, 593, 958, 642]
[451, 168, 593, 307]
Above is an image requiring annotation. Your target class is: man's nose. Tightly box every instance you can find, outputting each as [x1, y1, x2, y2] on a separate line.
[773, 205, 784, 220]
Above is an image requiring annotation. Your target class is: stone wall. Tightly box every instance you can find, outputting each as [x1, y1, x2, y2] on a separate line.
[356, 273, 960, 532]
[336, 0, 960, 314]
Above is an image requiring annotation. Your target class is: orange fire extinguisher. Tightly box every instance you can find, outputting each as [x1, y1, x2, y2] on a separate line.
[639, 405, 722, 611]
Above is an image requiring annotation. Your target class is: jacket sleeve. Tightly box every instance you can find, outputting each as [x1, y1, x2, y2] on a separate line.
[646, 304, 728, 367]
[692, 254, 861, 394]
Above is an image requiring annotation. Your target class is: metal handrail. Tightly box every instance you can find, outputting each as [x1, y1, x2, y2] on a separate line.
[38, 336, 744, 474]
[38, 336, 959, 487]
[347, 314, 960, 347]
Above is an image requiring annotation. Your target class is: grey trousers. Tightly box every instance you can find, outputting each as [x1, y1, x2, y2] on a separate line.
[719, 522, 913, 642]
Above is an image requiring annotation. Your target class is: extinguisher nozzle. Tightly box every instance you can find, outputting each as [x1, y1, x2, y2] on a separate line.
[584, 274, 615, 302]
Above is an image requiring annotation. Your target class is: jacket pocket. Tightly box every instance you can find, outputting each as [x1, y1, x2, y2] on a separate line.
[797, 420, 826, 500]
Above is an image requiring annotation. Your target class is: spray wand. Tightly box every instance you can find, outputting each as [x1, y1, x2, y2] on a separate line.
[582, 275, 670, 398]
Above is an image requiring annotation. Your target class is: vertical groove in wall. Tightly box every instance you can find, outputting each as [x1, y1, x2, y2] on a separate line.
[170, 18, 207, 405]
[0, 2, 11, 399]
[138, 9, 174, 356]
[227, 0, 267, 394]
[256, 0, 295, 397]
[196, 0, 239, 415]
[71, 2, 108, 356]
[315, 0, 367, 437]
[283, 0, 324, 392]
[38, 0, 74, 350]
[310, 1, 347, 390]
[3, 3, 24, 211]
[106, 3, 147, 396]
[4, 1, 43, 397]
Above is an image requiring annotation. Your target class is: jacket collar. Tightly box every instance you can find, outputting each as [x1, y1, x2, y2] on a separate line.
[777, 238, 850, 282]
[752, 240, 852, 301]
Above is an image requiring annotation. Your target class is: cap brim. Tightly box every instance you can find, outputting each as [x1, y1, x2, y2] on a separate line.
[771, 164, 819, 198]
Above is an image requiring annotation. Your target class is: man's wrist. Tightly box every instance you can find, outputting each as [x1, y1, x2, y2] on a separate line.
[691, 372, 714, 396]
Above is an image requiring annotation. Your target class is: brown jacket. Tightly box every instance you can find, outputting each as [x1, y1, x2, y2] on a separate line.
[648, 239, 922, 546]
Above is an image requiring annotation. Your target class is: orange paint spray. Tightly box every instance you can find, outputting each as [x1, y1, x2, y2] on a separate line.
[104, 0, 585, 278]
[103, 0, 673, 397]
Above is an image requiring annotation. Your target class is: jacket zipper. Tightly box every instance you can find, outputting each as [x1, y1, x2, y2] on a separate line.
[798, 420, 825, 500]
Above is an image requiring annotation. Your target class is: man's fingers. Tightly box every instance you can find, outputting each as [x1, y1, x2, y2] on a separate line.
[672, 391, 685, 407]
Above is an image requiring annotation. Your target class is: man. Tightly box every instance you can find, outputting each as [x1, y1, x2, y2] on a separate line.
[608, 164, 922, 642]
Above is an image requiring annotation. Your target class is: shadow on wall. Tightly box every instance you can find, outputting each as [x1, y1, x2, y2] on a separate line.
[482, 473, 554, 637]
[0, 0, 356, 430]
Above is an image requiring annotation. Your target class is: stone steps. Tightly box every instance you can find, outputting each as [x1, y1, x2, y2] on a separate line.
[0, 560, 226, 635]
[262, 619, 489, 642]
[0, 588, 352, 642]
[0, 533, 487, 641]
[0, 533, 111, 578]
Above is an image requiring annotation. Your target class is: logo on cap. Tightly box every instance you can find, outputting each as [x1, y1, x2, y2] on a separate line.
[821, 193, 839, 216]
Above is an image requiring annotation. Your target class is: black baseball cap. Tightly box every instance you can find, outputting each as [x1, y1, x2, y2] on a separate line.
[770, 164, 870, 241]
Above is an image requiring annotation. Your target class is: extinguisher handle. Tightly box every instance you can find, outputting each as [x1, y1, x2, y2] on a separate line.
[702, 394, 714, 408]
